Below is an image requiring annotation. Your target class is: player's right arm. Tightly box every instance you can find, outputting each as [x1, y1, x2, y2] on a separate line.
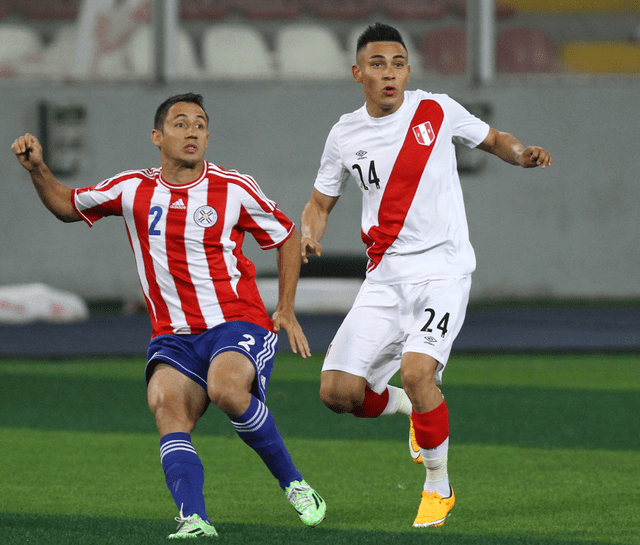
[300, 188, 339, 264]
[12, 133, 81, 223]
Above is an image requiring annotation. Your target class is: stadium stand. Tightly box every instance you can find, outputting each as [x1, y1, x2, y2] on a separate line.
[420, 26, 467, 75]
[31, 24, 77, 78]
[275, 23, 349, 79]
[0, 1, 637, 79]
[203, 24, 275, 79]
[443, 0, 519, 19]
[235, 0, 301, 21]
[495, 0, 637, 12]
[8, 0, 81, 20]
[380, 0, 448, 21]
[96, 23, 200, 80]
[179, 0, 231, 21]
[303, 0, 377, 21]
[0, 23, 42, 75]
[496, 26, 560, 73]
[562, 41, 640, 73]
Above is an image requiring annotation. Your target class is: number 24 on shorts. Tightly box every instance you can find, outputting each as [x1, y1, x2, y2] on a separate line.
[420, 308, 450, 338]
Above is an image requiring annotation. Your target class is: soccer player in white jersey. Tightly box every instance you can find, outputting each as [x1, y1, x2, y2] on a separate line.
[301, 23, 552, 528]
[12, 93, 326, 538]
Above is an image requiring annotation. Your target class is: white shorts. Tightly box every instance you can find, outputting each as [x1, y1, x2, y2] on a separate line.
[322, 275, 471, 393]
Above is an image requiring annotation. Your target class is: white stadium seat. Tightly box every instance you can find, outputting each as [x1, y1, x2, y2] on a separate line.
[202, 24, 275, 80]
[96, 23, 201, 80]
[0, 24, 42, 64]
[275, 24, 349, 79]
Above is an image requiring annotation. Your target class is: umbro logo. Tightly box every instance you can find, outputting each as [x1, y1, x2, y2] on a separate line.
[356, 150, 367, 160]
[170, 199, 186, 209]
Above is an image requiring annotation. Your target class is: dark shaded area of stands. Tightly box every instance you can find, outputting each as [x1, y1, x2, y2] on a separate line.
[1, 304, 638, 358]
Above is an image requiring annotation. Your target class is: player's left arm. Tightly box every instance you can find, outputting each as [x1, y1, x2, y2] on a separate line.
[477, 127, 553, 169]
[272, 229, 312, 359]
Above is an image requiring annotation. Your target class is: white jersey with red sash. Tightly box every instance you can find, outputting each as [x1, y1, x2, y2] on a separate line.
[72, 161, 294, 338]
[314, 90, 490, 284]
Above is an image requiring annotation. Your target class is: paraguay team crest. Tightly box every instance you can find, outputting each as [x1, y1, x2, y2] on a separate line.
[194, 205, 218, 228]
[413, 121, 436, 146]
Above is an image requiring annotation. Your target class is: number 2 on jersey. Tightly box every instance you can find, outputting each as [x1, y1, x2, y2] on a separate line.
[351, 160, 381, 190]
[149, 206, 163, 236]
[421, 308, 450, 338]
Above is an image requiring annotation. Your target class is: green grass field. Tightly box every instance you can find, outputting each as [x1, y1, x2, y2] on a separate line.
[1, 352, 639, 544]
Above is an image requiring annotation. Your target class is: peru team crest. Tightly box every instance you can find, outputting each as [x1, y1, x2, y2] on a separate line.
[413, 122, 436, 146]
[194, 205, 218, 228]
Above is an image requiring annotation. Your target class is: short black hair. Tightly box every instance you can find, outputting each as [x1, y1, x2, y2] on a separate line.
[356, 22, 407, 58]
[154, 93, 208, 131]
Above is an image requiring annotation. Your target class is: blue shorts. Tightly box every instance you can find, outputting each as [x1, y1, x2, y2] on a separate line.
[145, 321, 278, 403]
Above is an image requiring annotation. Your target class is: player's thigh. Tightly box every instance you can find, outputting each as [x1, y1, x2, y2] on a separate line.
[197, 321, 278, 404]
[147, 363, 209, 432]
[401, 275, 471, 384]
[207, 350, 256, 414]
[322, 281, 404, 395]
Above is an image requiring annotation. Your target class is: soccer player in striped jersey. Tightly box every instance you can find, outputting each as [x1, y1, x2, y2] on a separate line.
[12, 92, 326, 538]
[301, 23, 552, 528]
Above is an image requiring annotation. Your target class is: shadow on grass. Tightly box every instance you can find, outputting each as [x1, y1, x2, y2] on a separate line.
[0, 512, 623, 545]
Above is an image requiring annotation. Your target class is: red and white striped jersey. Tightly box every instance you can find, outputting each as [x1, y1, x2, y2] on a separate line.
[314, 90, 490, 284]
[72, 161, 294, 338]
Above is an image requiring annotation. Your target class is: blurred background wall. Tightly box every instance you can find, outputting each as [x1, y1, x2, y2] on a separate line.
[0, 0, 638, 304]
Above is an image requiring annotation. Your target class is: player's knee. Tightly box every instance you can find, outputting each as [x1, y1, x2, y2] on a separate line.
[319, 382, 358, 414]
[401, 358, 437, 390]
[208, 383, 245, 416]
[150, 399, 198, 434]
[207, 383, 229, 411]
[148, 384, 202, 434]
[401, 366, 427, 390]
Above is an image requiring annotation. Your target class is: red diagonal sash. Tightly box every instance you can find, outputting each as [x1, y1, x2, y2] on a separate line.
[362, 100, 445, 272]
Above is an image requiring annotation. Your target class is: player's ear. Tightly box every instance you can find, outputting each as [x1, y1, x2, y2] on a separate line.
[352, 64, 362, 83]
[151, 129, 162, 148]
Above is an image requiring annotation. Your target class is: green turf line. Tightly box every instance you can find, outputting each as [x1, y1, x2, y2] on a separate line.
[1, 430, 638, 544]
[1, 370, 639, 450]
[2, 353, 639, 390]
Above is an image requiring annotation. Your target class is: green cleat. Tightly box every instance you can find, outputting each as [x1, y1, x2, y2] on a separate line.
[285, 479, 326, 527]
[168, 509, 218, 539]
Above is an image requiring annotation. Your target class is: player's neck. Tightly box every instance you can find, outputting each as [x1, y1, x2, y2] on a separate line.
[161, 159, 205, 185]
[366, 100, 404, 118]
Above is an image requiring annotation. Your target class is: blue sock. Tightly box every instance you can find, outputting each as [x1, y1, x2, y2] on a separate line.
[230, 396, 302, 489]
[160, 432, 209, 522]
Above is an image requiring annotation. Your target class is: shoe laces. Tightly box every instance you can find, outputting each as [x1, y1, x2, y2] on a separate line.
[287, 482, 314, 511]
[174, 505, 198, 529]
